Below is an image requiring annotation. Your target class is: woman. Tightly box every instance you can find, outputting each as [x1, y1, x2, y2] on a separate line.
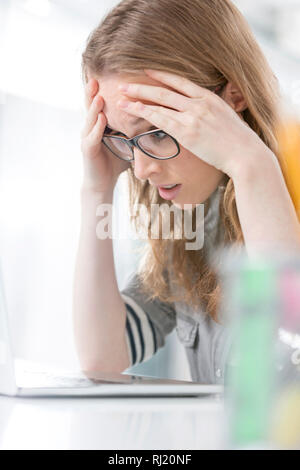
[73, 0, 300, 383]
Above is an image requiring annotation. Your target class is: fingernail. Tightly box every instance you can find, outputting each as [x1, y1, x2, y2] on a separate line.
[118, 84, 128, 92]
[118, 100, 130, 108]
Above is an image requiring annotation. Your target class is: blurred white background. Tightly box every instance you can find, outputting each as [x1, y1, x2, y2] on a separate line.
[0, 0, 299, 379]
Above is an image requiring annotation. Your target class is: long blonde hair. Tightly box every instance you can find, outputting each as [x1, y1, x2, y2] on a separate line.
[82, 0, 282, 321]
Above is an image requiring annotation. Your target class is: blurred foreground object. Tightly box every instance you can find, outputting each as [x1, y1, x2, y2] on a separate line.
[271, 266, 300, 449]
[219, 248, 300, 449]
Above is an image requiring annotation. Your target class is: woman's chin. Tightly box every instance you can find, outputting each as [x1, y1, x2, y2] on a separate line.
[171, 199, 199, 210]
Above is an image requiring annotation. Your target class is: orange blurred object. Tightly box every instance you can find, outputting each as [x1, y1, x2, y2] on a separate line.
[276, 121, 300, 220]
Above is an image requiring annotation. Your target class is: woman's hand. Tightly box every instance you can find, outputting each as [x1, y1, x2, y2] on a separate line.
[117, 69, 274, 179]
[81, 77, 131, 195]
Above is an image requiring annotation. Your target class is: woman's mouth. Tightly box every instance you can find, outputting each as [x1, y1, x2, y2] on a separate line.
[158, 184, 182, 200]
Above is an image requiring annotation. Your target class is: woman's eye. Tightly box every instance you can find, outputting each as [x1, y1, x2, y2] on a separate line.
[152, 131, 167, 140]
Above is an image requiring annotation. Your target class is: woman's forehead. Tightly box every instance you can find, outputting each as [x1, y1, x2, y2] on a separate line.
[100, 71, 176, 92]
[99, 72, 175, 133]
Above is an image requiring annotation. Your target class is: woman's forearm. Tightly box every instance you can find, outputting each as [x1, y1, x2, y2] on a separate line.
[72, 188, 130, 374]
[233, 150, 300, 254]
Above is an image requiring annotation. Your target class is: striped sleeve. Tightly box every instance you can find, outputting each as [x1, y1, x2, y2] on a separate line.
[120, 273, 176, 367]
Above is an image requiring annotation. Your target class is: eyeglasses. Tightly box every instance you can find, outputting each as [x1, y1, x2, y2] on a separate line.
[102, 83, 227, 162]
[102, 127, 180, 161]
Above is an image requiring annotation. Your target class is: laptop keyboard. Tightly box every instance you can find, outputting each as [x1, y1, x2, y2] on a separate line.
[15, 360, 96, 388]
[31, 373, 95, 388]
[18, 370, 100, 388]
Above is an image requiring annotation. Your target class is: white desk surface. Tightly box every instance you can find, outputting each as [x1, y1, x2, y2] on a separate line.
[0, 395, 225, 450]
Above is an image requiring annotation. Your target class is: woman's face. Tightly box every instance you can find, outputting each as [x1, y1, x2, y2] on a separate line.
[98, 72, 226, 209]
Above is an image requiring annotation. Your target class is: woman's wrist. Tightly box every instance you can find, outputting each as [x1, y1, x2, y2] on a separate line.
[229, 145, 279, 184]
[79, 186, 114, 235]
[80, 184, 114, 203]
[231, 147, 300, 252]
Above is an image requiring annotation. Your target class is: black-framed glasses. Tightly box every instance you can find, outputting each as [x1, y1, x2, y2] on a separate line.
[102, 128, 181, 162]
[102, 82, 227, 162]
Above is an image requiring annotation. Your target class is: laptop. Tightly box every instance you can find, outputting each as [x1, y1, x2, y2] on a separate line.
[0, 265, 223, 398]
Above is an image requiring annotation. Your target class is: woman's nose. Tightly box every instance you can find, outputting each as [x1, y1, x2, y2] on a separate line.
[132, 148, 163, 181]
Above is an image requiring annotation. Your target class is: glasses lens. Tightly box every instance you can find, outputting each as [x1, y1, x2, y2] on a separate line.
[138, 131, 178, 158]
[102, 137, 133, 161]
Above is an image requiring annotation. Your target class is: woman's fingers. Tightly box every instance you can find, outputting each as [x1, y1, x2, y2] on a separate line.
[84, 78, 99, 110]
[82, 83, 104, 139]
[84, 94, 104, 137]
[86, 113, 106, 148]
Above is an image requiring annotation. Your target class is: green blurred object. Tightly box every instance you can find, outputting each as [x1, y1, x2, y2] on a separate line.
[228, 260, 278, 447]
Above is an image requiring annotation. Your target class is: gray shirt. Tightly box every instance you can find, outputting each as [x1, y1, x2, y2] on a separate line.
[120, 186, 232, 384]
